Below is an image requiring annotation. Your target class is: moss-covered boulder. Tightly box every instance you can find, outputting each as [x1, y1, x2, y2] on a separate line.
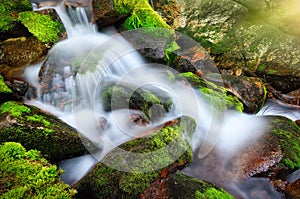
[18, 11, 63, 44]
[76, 118, 195, 198]
[172, 0, 300, 93]
[0, 101, 87, 162]
[0, 142, 76, 198]
[90, 0, 170, 29]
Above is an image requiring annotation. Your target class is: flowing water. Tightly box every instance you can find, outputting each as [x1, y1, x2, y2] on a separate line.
[23, 1, 299, 198]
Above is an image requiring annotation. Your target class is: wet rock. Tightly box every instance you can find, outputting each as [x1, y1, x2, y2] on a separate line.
[219, 74, 267, 113]
[0, 37, 46, 68]
[75, 117, 195, 198]
[0, 101, 88, 162]
[4, 77, 29, 99]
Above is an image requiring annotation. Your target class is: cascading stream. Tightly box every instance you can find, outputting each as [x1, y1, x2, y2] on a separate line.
[23, 1, 291, 198]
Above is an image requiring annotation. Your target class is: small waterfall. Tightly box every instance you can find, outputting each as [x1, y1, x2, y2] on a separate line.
[24, 1, 288, 198]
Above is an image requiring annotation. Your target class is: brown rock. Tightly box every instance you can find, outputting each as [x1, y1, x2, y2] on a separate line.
[285, 179, 300, 199]
[0, 37, 46, 68]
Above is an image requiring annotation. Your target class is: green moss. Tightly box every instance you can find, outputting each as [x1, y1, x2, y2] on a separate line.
[266, 69, 277, 75]
[257, 65, 267, 73]
[0, 101, 31, 118]
[269, 117, 300, 170]
[0, 0, 32, 31]
[178, 72, 244, 112]
[0, 142, 76, 198]
[18, 11, 62, 43]
[0, 75, 12, 94]
[119, 172, 159, 195]
[195, 188, 234, 199]
[114, 0, 170, 29]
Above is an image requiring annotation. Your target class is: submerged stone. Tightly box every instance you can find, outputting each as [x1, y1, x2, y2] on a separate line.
[0, 101, 88, 162]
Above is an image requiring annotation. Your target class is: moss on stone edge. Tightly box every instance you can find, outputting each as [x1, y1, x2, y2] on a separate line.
[114, 0, 170, 29]
[0, 74, 12, 94]
[167, 172, 234, 199]
[177, 72, 244, 112]
[18, 11, 62, 43]
[0, 142, 76, 198]
[76, 118, 194, 198]
[100, 85, 173, 119]
[269, 116, 300, 170]
[0, 101, 87, 162]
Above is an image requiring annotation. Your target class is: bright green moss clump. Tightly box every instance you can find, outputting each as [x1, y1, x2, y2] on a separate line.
[0, 0, 32, 31]
[0, 142, 76, 198]
[114, 0, 170, 29]
[178, 72, 244, 112]
[18, 11, 62, 43]
[0, 75, 12, 94]
[195, 188, 234, 199]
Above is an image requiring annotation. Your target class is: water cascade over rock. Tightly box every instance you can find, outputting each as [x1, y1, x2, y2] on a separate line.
[21, 0, 300, 198]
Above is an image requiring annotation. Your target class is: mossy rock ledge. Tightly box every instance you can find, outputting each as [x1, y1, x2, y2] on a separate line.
[0, 101, 88, 162]
[0, 142, 76, 198]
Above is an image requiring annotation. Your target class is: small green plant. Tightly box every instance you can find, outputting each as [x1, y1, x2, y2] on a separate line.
[18, 11, 62, 43]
